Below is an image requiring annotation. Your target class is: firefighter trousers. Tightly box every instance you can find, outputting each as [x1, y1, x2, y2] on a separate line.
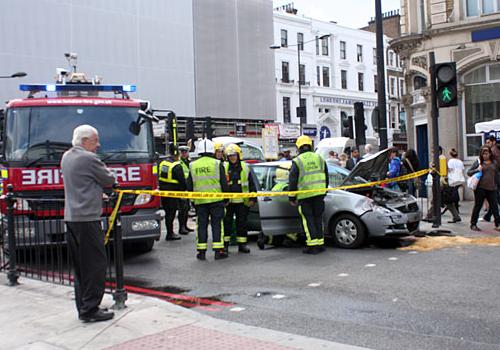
[178, 199, 190, 229]
[195, 201, 225, 251]
[298, 196, 325, 247]
[162, 198, 179, 236]
[223, 203, 249, 244]
[66, 221, 107, 317]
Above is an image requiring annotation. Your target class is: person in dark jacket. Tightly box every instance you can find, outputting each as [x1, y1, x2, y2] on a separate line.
[61, 125, 116, 323]
[177, 145, 193, 235]
[467, 145, 500, 231]
[483, 136, 500, 222]
[159, 148, 187, 241]
[345, 148, 360, 170]
[289, 135, 329, 254]
[223, 144, 257, 253]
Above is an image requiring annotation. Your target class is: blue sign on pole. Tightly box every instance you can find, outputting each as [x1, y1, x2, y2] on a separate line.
[319, 126, 331, 140]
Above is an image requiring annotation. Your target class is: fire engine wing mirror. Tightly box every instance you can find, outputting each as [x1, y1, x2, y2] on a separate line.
[130, 110, 160, 135]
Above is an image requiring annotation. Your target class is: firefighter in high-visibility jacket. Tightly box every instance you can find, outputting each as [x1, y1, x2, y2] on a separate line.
[187, 139, 230, 261]
[288, 135, 329, 254]
[177, 145, 194, 235]
[223, 144, 256, 254]
[158, 149, 187, 241]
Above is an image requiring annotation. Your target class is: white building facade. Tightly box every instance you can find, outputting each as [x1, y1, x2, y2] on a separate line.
[272, 9, 401, 146]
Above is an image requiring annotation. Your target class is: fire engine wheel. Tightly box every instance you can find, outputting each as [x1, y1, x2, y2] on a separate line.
[331, 214, 366, 249]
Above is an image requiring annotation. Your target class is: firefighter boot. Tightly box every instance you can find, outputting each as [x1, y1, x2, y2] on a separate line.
[238, 244, 250, 253]
[196, 251, 206, 261]
[302, 246, 315, 254]
[214, 250, 228, 260]
[224, 242, 230, 254]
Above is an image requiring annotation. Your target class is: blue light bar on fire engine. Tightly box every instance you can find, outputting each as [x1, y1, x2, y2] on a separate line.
[19, 84, 136, 93]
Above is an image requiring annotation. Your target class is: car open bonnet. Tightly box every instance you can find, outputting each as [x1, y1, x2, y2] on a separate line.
[344, 148, 391, 184]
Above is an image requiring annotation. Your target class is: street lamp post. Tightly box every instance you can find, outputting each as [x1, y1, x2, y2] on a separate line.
[0, 72, 27, 79]
[271, 34, 330, 132]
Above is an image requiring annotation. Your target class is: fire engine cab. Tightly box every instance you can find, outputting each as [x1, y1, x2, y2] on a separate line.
[0, 64, 164, 252]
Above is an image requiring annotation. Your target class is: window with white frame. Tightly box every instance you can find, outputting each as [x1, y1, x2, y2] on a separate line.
[297, 32, 304, 51]
[399, 78, 405, 96]
[357, 44, 363, 62]
[358, 73, 364, 91]
[464, 64, 500, 157]
[374, 75, 378, 92]
[281, 61, 289, 83]
[322, 37, 329, 56]
[323, 67, 330, 87]
[315, 36, 319, 55]
[283, 97, 291, 123]
[340, 41, 346, 59]
[390, 106, 397, 129]
[390, 77, 396, 96]
[341, 70, 347, 89]
[316, 66, 321, 86]
[388, 51, 394, 67]
[373, 48, 377, 65]
[466, 0, 500, 16]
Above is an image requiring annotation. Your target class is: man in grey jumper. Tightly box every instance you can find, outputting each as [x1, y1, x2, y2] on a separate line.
[61, 124, 116, 322]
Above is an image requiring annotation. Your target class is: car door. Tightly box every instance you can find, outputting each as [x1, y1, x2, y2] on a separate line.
[250, 164, 302, 236]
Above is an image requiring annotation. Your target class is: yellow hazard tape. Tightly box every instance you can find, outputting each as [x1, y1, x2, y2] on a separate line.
[104, 168, 432, 243]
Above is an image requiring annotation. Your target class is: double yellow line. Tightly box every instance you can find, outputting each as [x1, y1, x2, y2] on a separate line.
[105, 168, 432, 244]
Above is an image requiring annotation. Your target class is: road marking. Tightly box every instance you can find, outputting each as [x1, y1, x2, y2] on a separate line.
[230, 307, 246, 312]
[392, 298, 398, 302]
[407, 251, 419, 254]
[388, 257, 398, 261]
[308, 282, 321, 287]
[272, 294, 286, 299]
[365, 264, 376, 267]
[338, 273, 349, 277]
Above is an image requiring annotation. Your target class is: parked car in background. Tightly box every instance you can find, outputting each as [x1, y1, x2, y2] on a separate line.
[248, 149, 421, 248]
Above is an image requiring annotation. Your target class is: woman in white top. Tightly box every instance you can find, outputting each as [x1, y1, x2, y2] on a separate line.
[447, 148, 465, 214]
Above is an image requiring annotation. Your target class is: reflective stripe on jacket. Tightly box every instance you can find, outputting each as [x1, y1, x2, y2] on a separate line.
[190, 156, 222, 205]
[293, 152, 326, 200]
[224, 161, 249, 205]
[159, 160, 180, 184]
[180, 160, 190, 179]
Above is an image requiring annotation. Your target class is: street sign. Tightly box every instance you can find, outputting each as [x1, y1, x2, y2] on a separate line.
[278, 123, 301, 138]
[319, 126, 331, 140]
[235, 123, 246, 137]
[302, 125, 317, 137]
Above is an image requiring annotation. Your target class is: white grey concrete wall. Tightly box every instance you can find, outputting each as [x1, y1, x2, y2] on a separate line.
[0, 0, 195, 115]
[193, 0, 276, 120]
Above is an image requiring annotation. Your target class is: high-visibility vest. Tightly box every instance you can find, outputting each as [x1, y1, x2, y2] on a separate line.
[224, 161, 249, 205]
[180, 159, 190, 179]
[293, 152, 326, 200]
[159, 160, 180, 184]
[190, 156, 222, 205]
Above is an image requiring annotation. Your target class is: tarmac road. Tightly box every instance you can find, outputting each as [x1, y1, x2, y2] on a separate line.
[122, 202, 500, 350]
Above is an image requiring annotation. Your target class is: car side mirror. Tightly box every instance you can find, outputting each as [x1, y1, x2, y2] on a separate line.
[129, 121, 141, 135]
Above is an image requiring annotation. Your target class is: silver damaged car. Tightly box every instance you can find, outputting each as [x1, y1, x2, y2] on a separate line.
[248, 149, 422, 249]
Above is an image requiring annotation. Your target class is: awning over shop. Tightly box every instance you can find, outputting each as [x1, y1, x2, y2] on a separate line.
[475, 119, 500, 133]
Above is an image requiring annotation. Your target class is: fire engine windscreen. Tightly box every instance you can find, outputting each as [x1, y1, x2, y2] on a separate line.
[5, 106, 154, 163]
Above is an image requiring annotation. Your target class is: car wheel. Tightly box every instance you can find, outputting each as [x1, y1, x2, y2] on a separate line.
[331, 214, 366, 249]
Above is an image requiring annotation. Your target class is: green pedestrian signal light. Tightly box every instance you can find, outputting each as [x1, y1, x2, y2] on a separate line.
[434, 62, 458, 108]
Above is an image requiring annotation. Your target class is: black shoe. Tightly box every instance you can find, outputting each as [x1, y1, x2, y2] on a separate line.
[79, 309, 114, 323]
[178, 228, 190, 235]
[470, 225, 481, 231]
[238, 244, 250, 253]
[166, 234, 181, 241]
[196, 251, 206, 261]
[447, 218, 462, 223]
[302, 246, 315, 255]
[257, 238, 265, 250]
[214, 250, 228, 260]
[315, 246, 326, 254]
[482, 216, 491, 222]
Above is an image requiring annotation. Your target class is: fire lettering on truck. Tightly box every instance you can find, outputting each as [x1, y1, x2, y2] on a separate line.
[21, 169, 62, 185]
[109, 167, 141, 182]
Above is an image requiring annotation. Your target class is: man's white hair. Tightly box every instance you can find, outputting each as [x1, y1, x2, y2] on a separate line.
[72, 124, 98, 146]
[364, 144, 373, 153]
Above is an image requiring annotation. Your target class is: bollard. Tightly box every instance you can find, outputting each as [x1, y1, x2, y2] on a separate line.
[110, 196, 127, 309]
[6, 184, 19, 286]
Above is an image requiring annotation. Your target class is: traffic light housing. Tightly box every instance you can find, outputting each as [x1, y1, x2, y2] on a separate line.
[341, 112, 354, 139]
[204, 116, 215, 139]
[296, 106, 307, 125]
[185, 117, 195, 143]
[353, 102, 366, 146]
[434, 62, 457, 108]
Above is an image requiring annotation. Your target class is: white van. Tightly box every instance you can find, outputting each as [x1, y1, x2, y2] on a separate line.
[315, 137, 378, 159]
[193, 136, 266, 163]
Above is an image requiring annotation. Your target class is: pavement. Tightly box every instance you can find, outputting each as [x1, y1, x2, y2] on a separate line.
[0, 197, 493, 350]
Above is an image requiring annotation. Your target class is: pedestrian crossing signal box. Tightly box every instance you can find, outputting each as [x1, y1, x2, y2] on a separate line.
[434, 62, 458, 108]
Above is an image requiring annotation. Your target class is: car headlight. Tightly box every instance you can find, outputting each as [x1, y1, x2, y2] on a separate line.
[134, 193, 152, 206]
[361, 200, 392, 215]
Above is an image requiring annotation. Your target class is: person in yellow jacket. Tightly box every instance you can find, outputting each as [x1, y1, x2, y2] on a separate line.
[223, 144, 257, 254]
[158, 148, 187, 241]
[187, 139, 230, 261]
[288, 135, 329, 254]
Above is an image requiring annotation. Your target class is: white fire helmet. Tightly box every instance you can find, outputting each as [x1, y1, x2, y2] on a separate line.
[197, 138, 215, 154]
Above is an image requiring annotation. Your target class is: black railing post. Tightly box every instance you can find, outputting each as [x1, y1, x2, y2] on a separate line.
[110, 194, 127, 309]
[6, 184, 19, 286]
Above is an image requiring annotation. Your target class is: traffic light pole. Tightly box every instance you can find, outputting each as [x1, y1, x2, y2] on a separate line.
[375, 0, 388, 149]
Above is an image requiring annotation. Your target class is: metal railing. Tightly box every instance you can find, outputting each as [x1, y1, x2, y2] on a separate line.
[0, 185, 127, 309]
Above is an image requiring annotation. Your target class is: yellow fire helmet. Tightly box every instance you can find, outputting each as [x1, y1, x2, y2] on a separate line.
[214, 142, 225, 152]
[225, 143, 243, 159]
[275, 167, 289, 182]
[296, 135, 313, 149]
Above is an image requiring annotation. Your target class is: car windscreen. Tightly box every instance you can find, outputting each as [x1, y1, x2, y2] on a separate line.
[327, 164, 366, 187]
[240, 143, 265, 162]
[5, 106, 154, 163]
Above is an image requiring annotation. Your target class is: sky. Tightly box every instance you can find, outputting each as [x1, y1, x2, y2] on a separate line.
[272, 0, 401, 29]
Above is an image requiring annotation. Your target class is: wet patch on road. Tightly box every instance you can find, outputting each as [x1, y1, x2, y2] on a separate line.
[399, 236, 500, 252]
